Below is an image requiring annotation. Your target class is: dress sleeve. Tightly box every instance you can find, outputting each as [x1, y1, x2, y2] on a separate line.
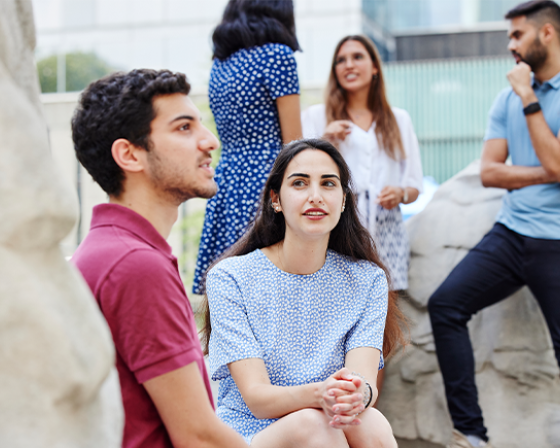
[484, 88, 509, 141]
[397, 109, 424, 193]
[206, 264, 263, 381]
[99, 250, 201, 384]
[262, 44, 300, 100]
[301, 104, 327, 138]
[344, 267, 389, 370]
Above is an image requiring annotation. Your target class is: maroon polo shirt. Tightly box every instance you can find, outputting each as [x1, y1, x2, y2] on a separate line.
[72, 203, 213, 448]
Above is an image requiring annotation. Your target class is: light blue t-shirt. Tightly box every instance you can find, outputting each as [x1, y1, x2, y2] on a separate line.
[484, 71, 560, 240]
[206, 249, 388, 443]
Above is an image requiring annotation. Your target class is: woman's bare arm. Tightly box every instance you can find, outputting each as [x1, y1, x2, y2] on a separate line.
[344, 347, 381, 410]
[377, 186, 420, 209]
[228, 358, 360, 420]
[276, 94, 302, 144]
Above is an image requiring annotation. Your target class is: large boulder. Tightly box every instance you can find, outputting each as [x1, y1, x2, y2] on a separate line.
[0, 1, 123, 446]
[378, 161, 560, 448]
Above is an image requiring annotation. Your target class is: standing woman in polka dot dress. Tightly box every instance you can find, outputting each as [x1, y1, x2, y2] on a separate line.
[202, 139, 404, 447]
[193, 0, 302, 294]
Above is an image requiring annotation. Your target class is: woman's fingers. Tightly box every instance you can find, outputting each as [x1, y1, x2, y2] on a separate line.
[330, 368, 354, 382]
[324, 121, 352, 142]
[329, 414, 361, 428]
[334, 392, 362, 404]
[377, 186, 403, 209]
[326, 380, 358, 395]
[332, 401, 364, 415]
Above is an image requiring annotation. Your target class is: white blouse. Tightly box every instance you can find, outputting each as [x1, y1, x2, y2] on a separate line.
[302, 104, 423, 234]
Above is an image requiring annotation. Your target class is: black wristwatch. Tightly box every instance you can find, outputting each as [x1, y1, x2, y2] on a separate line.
[523, 102, 541, 116]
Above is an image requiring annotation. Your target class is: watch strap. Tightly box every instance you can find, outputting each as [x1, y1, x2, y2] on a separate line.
[523, 102, 541, 115]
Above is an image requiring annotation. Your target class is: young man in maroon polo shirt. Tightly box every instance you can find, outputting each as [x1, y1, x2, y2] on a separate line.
[71, 69, 248, 448]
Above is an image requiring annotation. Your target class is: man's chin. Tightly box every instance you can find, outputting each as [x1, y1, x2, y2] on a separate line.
[195, 183, 218, 200]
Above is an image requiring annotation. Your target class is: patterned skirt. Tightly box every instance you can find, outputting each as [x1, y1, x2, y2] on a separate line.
[373, 205, 410, 291]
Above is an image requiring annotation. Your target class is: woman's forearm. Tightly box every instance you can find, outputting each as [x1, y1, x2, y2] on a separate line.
[402, 187, 419, 204]
[241, 382, 321, 419]
[276, 94, 302, 144]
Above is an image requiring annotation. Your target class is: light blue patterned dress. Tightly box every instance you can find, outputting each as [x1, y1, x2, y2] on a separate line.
[193, 43, 300, 294]
[206, 249, 388, 443]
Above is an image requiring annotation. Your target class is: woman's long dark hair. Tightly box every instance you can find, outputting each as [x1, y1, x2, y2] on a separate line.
[326, 35, 404, 160]
[200, 139, 407, 358]
[212, 0, 301, 60]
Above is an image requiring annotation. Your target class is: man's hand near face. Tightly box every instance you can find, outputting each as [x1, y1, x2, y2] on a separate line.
[507, 62, 538, 105]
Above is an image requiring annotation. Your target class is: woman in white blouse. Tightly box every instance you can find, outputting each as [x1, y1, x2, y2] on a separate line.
[302, 34, 423, 293]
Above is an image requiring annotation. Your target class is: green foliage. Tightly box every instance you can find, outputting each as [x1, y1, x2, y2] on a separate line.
[176, 207, 206, 293]
[37, 56, 57, 93]
[37, 51, 115, 93]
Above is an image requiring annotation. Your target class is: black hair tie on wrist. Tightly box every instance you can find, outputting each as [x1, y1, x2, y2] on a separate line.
[364, 382, 374, 409]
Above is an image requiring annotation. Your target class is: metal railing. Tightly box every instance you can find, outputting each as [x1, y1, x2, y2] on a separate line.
[384, 56, 513, 183]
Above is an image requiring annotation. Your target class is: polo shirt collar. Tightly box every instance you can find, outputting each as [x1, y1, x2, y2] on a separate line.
[532, 70, 560, 90]
[90, 203, 173, 257]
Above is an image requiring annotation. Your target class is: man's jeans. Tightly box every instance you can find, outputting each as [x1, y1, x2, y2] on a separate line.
[428, 223, 560, 441]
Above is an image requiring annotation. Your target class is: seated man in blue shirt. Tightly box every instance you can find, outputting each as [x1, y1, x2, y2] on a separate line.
[428, 1, 560, 447]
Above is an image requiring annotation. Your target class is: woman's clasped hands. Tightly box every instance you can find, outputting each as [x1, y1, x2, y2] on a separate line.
[317, 367, 371, 429]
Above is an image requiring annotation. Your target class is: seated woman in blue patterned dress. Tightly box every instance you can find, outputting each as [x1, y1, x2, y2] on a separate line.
[201, 139, 405, 447]
[193, 0, 302, 294]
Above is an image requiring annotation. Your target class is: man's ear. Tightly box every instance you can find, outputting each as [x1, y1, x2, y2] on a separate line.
[540, 22, 556, 46]
[111, 139, 145, 173]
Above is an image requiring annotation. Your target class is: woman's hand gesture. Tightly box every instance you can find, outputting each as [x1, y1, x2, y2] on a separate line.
[317, 368, 365, 428]
[377, 186, 405, 210]
[323, 120, 352, 145]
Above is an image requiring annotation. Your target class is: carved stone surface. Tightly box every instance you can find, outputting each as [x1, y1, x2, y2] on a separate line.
[0, 1, 123, 446]
[379, 161, 560, 448]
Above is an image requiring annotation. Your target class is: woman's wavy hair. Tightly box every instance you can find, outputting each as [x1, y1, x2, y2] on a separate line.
[212, 0, 300, 60]
[326, 35, 404, 160]
[200, 139, 407, 358]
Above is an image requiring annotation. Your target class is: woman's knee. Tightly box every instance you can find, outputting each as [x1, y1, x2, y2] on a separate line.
[288, 409, 346, 447]
[345, 408, 397, 448]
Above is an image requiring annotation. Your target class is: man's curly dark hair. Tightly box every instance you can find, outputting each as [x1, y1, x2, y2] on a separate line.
[72, 69, 191, 196]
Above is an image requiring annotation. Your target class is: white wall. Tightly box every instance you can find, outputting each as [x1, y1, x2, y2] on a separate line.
[32, 0, 362, 89]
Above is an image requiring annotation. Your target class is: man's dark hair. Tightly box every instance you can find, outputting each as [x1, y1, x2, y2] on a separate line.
[212, 0, 300, 60]
[505, 0, 560, 35]
[72, 69, 191, 196]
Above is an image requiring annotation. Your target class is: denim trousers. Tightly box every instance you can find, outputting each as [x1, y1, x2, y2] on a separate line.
[428, 223, 560, 441]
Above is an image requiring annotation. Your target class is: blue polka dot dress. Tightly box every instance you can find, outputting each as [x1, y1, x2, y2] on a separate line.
[206, 249, 388, 443]
[193, 43, 300, 294]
